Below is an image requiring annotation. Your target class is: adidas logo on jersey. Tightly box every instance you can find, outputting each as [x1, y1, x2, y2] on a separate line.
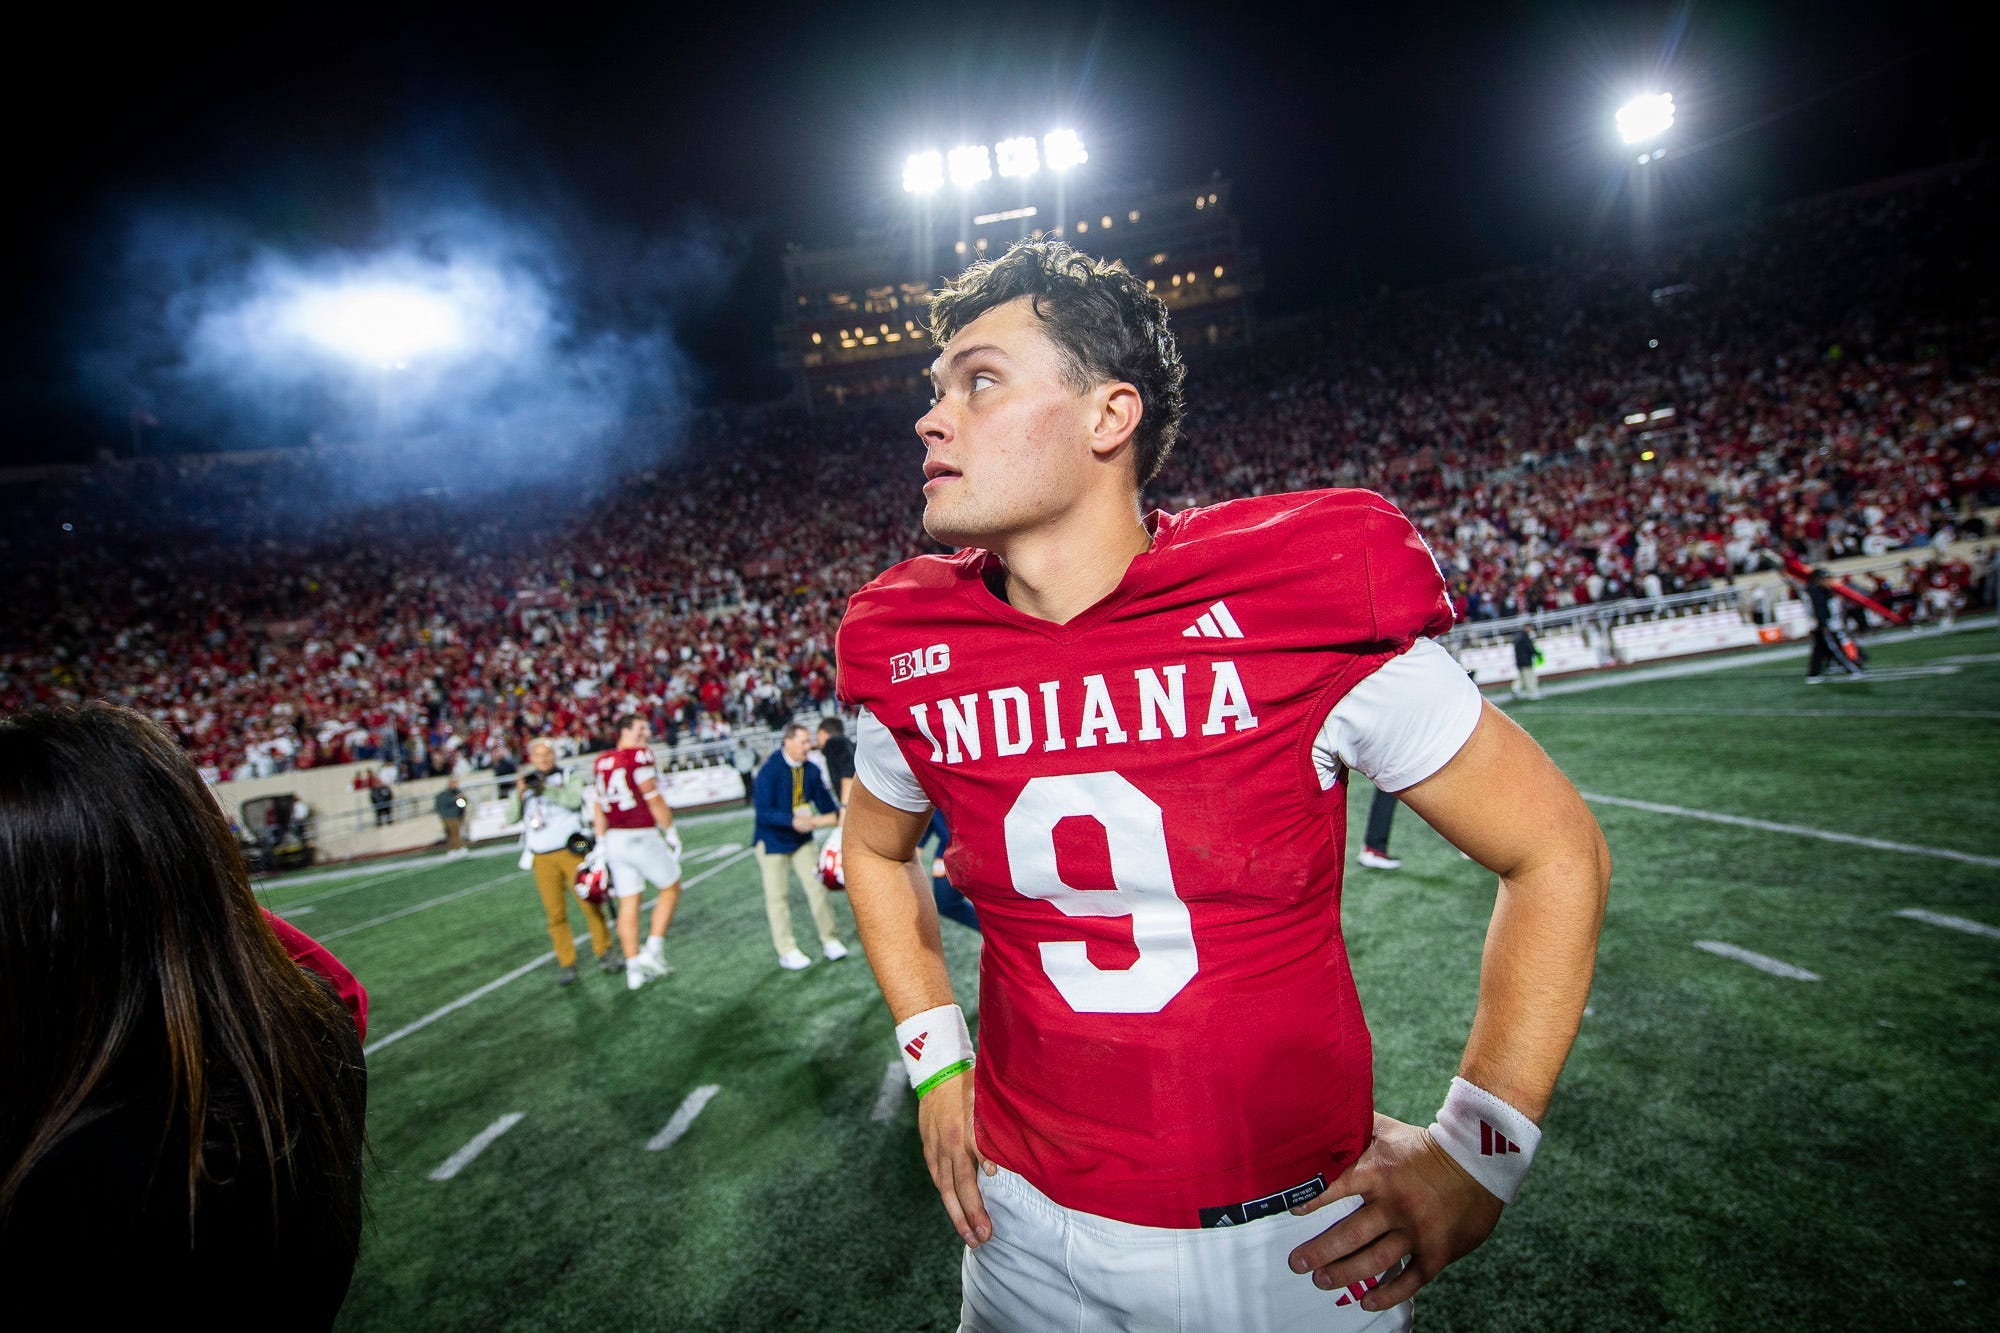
[1479, 1121, 1521, 1156]
[903, 1032, 928, 1060]
[1181, 600, 1244, 639]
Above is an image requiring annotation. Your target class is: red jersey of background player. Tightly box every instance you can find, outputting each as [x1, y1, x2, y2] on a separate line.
[838, 489, 1462, 1228]
[593, 747, 661, 830]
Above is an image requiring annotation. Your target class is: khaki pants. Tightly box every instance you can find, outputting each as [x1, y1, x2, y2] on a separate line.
[755, 842, 838, 956]
[531, 847, 612, 967]
[441, 817, 464, 851]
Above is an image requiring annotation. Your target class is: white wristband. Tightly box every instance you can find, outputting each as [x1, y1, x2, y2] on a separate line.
[1428, 1076, 1541, 1204]
[895, 1004, 974, 1096]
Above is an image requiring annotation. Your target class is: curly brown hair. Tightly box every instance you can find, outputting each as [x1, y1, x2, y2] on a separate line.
[928, 238, 1187, 485]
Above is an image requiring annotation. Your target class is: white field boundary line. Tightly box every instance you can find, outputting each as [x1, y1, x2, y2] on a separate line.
[647, 1085, 721, 1151]
[870, 1059, 905, 1123]
[1581, 792, 2000, 869]
[317, 872, 517, 942]
[362, 848, 757, 1057]
[259, 860, 435, 909]
[1894, 909, 2000, 940]
[429, 1112, 526, 1181]
[1493, 618, 1995, 701]
[1693, 941, 1821, 981]
[251, 807, 754, 889]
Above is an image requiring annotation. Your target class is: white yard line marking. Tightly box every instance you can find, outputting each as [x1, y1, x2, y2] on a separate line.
[647, 1085, 721, 1151]
[1581, 792, 2000, 869]
[690, 842, 744, 861]
[1693, 940, 1821, 981]
[318, 873, 515, 941]
[365, 954, 556, 1055]
[251, 809, 753, 891]
[1894, 909, 2000, 940]
[261, 861, 435, 909]
[870, 1060, 906, 1123]
[362, 848, 757, 1058]
[277, 905, 315, 918]
[429, 1113, 526, 1181]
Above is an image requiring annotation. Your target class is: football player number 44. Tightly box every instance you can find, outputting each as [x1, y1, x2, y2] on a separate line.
[1002, 771, 1198, 1014]
[601, 767, 639, 811]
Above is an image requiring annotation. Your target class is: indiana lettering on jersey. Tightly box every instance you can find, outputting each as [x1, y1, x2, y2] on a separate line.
[907, 661, 1259, 765]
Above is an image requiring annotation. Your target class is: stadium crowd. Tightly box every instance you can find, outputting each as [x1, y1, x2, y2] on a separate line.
[3, 166, 1994, 780]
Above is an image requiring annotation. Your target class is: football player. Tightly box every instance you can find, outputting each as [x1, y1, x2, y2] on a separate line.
[838, 240, 1610, 1329]
[592, 715, 684, 991]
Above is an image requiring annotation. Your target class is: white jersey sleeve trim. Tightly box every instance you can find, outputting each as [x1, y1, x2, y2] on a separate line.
[855, 707, 934, 814]
[1313, 638, 1483, 792]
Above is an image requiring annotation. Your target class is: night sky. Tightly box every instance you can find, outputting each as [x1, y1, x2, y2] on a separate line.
[0, 0, 1981, 463]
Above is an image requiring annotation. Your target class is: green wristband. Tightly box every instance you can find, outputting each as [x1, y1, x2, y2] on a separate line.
[913, 1059, 974, 1099]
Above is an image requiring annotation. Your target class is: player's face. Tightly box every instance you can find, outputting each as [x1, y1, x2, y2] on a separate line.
[621, 720, 650, 749]
[915, 298, 1099, 550]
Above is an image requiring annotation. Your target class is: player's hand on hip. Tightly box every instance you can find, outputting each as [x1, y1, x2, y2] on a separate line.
[916, 1068, 994, 1248]
[1286, 1112, 1503, 1312]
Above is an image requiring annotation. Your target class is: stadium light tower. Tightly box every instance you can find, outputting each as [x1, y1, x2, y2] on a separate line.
[948, 144, 993, 190]
[903, 150, 944, 195]
[1617, 92, 1676, 161]
[1043, 128, 1088, 172]
[995, 135, 1040, 179]
[1044, 129, 1087, 242]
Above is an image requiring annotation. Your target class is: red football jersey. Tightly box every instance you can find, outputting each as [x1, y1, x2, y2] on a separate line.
[593, 747, 661, 829]
[838, 490, 1456, 1228]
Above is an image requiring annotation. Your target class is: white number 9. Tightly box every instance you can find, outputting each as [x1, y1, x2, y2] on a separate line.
[1002, 771, 1197, 1014]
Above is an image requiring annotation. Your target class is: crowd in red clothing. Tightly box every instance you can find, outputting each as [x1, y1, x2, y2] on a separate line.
[3, 165, 1994, 779]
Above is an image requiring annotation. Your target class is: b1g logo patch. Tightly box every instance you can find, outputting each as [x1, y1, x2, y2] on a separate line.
[890, 644, 951, 683]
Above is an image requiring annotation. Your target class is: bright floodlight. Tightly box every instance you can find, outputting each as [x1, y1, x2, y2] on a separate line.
[903, 150, 944, 194]
[289, 285, 463, 365]
[995, 135, 1040, 178]
[1044, 128, 1087, 172]
[1617, 92, 1676, 145]
[947, 144, 993, 189]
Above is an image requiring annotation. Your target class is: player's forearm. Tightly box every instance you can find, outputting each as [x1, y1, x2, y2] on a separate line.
[647, 794, 674, 831]
[847, 847, 955, 1020]
[1459, 824, 1610, 1121]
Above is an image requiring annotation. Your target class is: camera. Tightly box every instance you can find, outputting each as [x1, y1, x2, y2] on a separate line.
[520, 769, 545, 795]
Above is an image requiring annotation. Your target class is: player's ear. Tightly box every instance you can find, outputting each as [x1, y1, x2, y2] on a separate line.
[1089, 381, 1143, 462]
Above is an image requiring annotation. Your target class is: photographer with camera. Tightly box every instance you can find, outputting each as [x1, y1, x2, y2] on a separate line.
[509, 738, 618, 986]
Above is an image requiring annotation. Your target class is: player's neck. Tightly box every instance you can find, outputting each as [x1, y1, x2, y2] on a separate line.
[995, 500, 1152, 625]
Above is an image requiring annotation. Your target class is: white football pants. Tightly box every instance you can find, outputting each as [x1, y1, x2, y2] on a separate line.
[601, 827, 681, 898]
[960, 1166, 1414, 1332]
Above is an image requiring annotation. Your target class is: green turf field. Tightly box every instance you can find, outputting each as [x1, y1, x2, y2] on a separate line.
[279, 628, 2000, 1332]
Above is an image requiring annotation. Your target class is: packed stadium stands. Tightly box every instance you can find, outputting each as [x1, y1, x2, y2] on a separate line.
[3, 163, 1994, 786]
